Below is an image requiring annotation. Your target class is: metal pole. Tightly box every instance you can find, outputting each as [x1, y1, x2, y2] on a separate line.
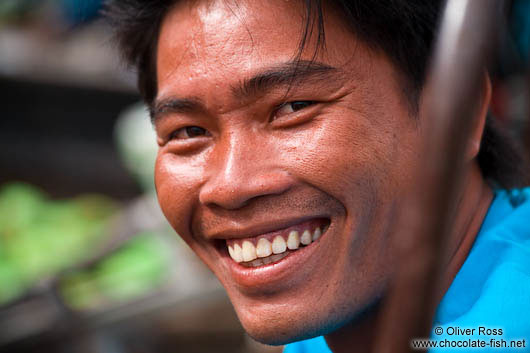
[373, 1, 501, 352]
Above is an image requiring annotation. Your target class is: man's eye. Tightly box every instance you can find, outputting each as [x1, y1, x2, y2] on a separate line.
[274, 101, 315, 119]
[170, 126, 209, 140]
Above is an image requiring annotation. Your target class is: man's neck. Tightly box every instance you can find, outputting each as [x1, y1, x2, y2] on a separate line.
[324, 303, 380, 353]
[324, 164, 493, 353]
[436, 164, 493, 301]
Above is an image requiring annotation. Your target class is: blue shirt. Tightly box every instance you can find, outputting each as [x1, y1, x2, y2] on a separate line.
[284, 188, 530, 353]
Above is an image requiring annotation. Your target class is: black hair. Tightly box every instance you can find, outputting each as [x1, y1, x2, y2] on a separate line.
[104, 0, 528, 188]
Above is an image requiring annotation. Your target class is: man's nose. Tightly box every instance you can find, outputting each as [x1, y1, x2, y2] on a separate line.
[199, 137, 293, 210]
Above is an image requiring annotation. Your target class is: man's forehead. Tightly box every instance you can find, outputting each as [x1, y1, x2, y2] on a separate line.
[156, 0, 309, 79]
[154, 0, 386, 108]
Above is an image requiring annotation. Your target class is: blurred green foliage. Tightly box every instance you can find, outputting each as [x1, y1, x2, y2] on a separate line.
[0, 182, 171, 309]
[0, 182, 117, 304]
[60, 233, 170, 311]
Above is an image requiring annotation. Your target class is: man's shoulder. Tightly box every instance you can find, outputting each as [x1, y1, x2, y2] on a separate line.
[435, 187, 530, 338]
[283, 336, 331, 353]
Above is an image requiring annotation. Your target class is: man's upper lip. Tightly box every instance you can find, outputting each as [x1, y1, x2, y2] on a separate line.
[205, 216, 326, 240]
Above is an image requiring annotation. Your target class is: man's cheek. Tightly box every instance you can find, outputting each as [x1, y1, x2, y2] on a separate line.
[290, 125, 378, 196]
[154, 162, 217, 268]
[154, 155, 201, 234]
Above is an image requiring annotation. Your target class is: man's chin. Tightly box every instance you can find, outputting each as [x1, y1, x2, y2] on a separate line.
[233, 294, 385, 347]
[241, 320, 323, 347]
[233, 306, 330, 346]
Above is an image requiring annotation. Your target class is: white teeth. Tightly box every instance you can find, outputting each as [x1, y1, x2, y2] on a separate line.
[241, 253, 289, 268]
[272, 235, 287, 254]
[270, 253, 289, 263]
[301, 229, 312, 245]
[312, 227, 322, 241]
[256, 238, 272, 258]
[242, 240, 257, 262]
[287, 230, 300, 250]
[228, 224, 328, 265]
[232, 243, 243, 263]
[251, 258, 264, 267]
[262, 256, 273, 265]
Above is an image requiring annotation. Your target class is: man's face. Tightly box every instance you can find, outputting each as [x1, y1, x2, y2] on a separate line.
[154, 0, 420, 344]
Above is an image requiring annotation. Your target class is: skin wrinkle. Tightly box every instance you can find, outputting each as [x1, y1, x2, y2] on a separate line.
[153, 0, 493, 349]
[233, 61, 339, 100]
[152, 61, 346, 124]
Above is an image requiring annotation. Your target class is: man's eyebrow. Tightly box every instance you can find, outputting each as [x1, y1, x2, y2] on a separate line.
[150, 97, 204, 125]
[151, 61, 339, 124]
[233, 60, 340, 98]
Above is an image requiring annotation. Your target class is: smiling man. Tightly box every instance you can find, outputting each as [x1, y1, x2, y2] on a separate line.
[106, 1, 530, 352]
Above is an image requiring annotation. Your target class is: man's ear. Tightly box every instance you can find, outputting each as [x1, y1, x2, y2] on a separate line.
[466, 72, 492, 161]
